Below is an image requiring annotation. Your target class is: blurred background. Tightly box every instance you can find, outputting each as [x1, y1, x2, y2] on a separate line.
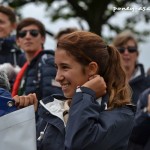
[1, 0, 150, 70]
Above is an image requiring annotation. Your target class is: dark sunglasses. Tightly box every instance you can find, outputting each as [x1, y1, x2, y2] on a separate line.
[17, 29, 40, 38]
[117, 46, 137, 53]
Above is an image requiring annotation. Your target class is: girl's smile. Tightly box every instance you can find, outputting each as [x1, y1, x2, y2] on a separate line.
[55, 49, 89, 98]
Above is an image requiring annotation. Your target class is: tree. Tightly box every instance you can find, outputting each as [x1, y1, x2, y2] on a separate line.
[3, 0, 150, 42]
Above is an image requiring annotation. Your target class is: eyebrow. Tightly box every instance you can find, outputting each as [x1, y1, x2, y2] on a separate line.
[58, 62, 71, 66]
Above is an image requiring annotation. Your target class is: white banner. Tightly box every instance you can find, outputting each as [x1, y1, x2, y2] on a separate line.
[0, 105, 36, 150]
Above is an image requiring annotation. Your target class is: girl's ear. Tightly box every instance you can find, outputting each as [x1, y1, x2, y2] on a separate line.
[88, 62, 99, 77]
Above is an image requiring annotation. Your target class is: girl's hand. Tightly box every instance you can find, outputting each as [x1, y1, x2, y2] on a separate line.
[82, 75, 107, 98]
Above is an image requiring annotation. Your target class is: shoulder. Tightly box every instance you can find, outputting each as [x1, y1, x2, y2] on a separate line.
[41, 50, 54, 57]
[39, 50, 55, 64]
[138, 88, 150, 105]
[141, 88, 150, 96]
[30, 50, 55, 68]
[104, 105, 135, 118]
[99, 105, 135, 127]
[0, 88, 12, 97]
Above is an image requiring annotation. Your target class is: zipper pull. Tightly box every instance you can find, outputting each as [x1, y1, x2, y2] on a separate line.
[37, 131, 44, 141]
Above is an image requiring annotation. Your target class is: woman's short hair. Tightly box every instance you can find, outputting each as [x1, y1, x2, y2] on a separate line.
[112, 30, 138, 49]
[16, 17, 46, 38]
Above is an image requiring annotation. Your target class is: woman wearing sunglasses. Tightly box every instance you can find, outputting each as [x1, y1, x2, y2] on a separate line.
[12, 18, 62, 101]
[113, 30, 150, 105]
[14, 31, 135, 150]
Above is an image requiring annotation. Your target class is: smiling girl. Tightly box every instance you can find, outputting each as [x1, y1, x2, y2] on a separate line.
[14, 31, 135, 150]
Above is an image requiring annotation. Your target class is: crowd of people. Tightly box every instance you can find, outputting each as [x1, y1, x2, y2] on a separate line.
[0, 4, 150, 150]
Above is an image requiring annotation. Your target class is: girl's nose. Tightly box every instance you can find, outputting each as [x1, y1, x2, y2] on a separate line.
[55, 70, 64, 82]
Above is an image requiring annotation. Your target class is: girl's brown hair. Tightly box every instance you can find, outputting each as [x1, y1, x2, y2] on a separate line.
[57, 31, 131, 109]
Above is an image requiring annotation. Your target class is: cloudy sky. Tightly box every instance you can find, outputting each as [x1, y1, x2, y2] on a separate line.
[20, 3, 150, 71]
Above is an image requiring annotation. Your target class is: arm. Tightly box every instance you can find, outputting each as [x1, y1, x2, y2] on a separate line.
[130, 88, 150, 145]
[65, 75, 108, 149]
[65, 87, 134, 150]
[65, 87, 110, 150]
[65, 75, 135, 150]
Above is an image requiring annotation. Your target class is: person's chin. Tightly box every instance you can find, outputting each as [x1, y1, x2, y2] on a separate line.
[124, 64, 131, 69]
[64, 92, 72, 99]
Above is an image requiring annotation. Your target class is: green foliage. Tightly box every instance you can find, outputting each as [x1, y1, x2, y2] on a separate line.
[2, 0, 150, 42]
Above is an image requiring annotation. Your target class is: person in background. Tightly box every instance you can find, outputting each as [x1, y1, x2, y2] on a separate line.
[14, 31, 135, 150]
[147, 67, 150, 76]
[12, 17, 62, 100]
[112, 30, 150, 105]
[0, 5, 26, 67]
[0, 71, 17, 116]
[0, 71, 11, 96]
[55, 27, 78, 41]
[128, 88, 150, 150]
[0, 63, 20, 90]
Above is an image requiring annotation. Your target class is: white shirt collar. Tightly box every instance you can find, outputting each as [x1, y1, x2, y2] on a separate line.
[40, 99, 66, 125]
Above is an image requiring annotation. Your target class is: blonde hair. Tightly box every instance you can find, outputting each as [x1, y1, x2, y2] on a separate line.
[112, 30, 138, 49]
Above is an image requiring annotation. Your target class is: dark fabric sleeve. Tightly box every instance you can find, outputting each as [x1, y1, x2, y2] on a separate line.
[65, 87, 134, 150]
[130, 88, 150, 145]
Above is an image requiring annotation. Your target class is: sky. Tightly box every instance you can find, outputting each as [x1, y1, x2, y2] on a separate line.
[20, 3, 150, 71]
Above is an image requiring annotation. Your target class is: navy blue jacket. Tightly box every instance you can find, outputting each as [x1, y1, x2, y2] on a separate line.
[36, 95, 65, 150]
[0, 36, 26, 67]
[128, 88, 150, 150]
[37, 87, 135, 150]
[0, 88, 17, 116]
[129, 64, 150, 105]
[0, 88, 12, 98]
[22, 50, 62, 100]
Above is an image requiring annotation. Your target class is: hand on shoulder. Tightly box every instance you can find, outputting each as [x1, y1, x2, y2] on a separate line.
[82, 75, 107, 98]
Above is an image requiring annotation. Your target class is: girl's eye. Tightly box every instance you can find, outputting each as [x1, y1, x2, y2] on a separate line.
[62, 65, 69, 69]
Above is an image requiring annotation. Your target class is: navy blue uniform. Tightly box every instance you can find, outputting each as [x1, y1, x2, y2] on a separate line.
[37, 87, 135, 150]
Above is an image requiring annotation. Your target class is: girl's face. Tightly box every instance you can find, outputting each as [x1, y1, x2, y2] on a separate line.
[55, 49, 89, 98]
